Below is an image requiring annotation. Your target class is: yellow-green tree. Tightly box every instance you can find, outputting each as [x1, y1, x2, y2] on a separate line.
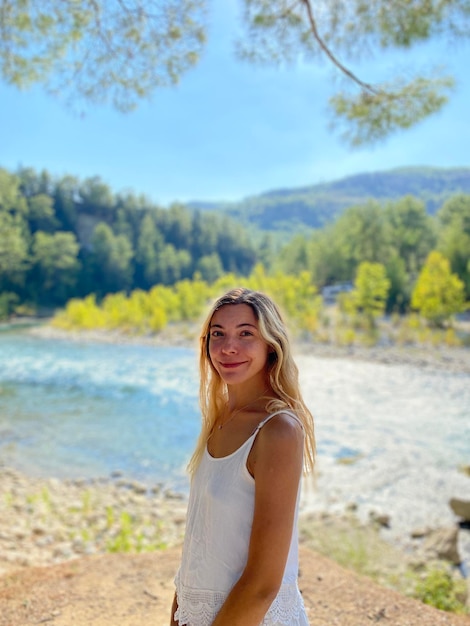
[350, 262, 390, 327]
[411, 251, 467, 327]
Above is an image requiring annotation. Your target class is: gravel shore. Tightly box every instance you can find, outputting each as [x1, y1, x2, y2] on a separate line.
[0, 466, 187, 577]
[28, 322, 470, 374]
[1, 464, 468, 592]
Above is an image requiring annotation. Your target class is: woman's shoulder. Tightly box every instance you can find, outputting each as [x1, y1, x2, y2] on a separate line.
[257, 410, 304, 446]
[249, 410, 304, 477]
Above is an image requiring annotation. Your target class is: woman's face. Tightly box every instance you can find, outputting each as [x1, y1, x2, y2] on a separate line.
[208, 303, 270, 388]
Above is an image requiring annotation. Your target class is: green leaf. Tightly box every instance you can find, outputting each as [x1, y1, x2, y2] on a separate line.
[330, 74, 455, 146]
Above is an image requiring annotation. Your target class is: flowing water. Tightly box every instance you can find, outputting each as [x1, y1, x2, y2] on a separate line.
[1, 326, 469, 550]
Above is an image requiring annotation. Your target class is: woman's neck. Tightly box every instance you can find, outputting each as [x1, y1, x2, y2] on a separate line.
[226, 383, 272, 412]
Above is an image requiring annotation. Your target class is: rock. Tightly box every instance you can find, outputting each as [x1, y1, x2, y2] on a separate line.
[72, 479, 88, 487]
[164, 489, 185, 500]
[422, 527, 460, 565]
[458, 464, 470, 477]
[369, 511, 391, 528]
[129, 480, 147, 494]
[449, 497, 470, 521]
[53, 543, 74, 559]
[410, 527, 430, 539]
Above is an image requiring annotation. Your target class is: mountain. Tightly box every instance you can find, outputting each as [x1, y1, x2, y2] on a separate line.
[188, 166, 470, 235]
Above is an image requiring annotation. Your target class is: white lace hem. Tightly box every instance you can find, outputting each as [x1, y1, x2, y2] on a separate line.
[174, 577, 308, 626]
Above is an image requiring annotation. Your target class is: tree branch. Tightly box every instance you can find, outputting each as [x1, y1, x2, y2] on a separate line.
[299, 0, 378, 95]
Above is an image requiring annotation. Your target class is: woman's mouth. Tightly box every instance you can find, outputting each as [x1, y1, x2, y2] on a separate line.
[220, 361, 246, 369]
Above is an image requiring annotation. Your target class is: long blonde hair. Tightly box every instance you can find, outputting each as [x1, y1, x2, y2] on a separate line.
[187, 288, 315, 475]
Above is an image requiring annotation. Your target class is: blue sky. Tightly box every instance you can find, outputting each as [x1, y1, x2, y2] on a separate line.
[2, 1, 469, 206]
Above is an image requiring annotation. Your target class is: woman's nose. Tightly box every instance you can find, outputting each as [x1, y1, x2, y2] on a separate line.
[221, 337, 237, 353]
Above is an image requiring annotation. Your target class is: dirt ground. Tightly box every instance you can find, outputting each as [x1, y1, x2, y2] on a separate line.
[0, 546, 469, 626]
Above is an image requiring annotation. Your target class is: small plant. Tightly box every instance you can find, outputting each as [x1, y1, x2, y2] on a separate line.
[444, 327, 461, 347]
[335, 326, 356, 346]
[25, 492, 36, 504]
[106, 511, 135, 553]
[105, 505, 115, 529]
[105, 510, 168, 553]
[41, 487, 52, 510]
[81, 490, 93, 515]
[413, 567, 467, 613]
[359, 328, 380, 347]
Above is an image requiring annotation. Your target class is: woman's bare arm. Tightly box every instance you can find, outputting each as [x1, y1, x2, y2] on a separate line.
[170, 592, 178, 625]
[211, 413, 304, 626]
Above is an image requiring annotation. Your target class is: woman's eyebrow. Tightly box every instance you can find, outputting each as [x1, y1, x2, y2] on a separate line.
[209, 322, 257, 329]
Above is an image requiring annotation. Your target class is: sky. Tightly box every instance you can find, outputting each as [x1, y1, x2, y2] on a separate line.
[2, 1, 470, 206]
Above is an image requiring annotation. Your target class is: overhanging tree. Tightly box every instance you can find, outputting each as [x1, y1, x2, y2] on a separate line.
[1, 0, 467, 143]
[0, 0, 207, 111]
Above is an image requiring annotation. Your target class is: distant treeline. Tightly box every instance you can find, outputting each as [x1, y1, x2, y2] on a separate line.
[278, 193, 470, 313]
[0, 166, 260, 316]
[191, 167, 470, 231]
[0, 165, 469, 320]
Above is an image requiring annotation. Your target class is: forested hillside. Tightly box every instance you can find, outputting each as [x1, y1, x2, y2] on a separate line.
[190, 167, 470, 234]
[0, 167, 258, 315]
[1, 164, 470, 322]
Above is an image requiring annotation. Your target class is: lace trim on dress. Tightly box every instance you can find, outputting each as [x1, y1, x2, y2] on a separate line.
[174, 576, 307, 626]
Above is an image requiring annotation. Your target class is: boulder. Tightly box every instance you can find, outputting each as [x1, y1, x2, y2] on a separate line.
[449, 497, 470, 521]
[422, 527, 460, 565]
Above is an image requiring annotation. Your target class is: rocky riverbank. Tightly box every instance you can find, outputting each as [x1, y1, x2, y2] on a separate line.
[1, 466, 469, 613]
[0, 466, 187, 577]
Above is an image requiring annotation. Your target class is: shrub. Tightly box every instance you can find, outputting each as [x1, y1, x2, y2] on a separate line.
[413, 567, 467, 613]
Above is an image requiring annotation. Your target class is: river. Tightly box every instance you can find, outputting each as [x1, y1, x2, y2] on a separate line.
[1, 325, 469, 550]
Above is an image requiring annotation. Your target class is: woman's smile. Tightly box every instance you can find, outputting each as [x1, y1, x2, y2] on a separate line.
[219, 361, 247, 368]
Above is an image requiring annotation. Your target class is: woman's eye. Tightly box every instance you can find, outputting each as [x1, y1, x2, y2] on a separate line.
[211, 330, 223, 337]
[240, 330, 253, 337]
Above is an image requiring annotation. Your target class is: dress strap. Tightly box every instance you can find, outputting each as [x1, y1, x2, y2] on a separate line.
[253, 409, 303, 435]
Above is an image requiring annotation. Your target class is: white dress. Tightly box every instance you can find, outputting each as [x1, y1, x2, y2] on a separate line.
[174, 410, 310, 626]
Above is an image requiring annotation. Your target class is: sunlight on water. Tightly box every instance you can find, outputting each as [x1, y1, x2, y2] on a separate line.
[1, 329, 469, 541]
[297, 354, 470, 540]
[0, 331, 200, 490]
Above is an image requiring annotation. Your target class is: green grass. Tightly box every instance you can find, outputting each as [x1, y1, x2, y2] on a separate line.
[299, 513, 469, 615]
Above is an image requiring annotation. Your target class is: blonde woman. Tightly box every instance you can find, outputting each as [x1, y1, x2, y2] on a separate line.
[170, 288, 315, 626]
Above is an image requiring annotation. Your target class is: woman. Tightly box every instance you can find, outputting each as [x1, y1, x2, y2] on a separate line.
[170, 287, 315, 626]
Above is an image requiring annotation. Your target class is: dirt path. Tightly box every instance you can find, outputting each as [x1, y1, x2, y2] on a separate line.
[1, 546, 468, 626]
